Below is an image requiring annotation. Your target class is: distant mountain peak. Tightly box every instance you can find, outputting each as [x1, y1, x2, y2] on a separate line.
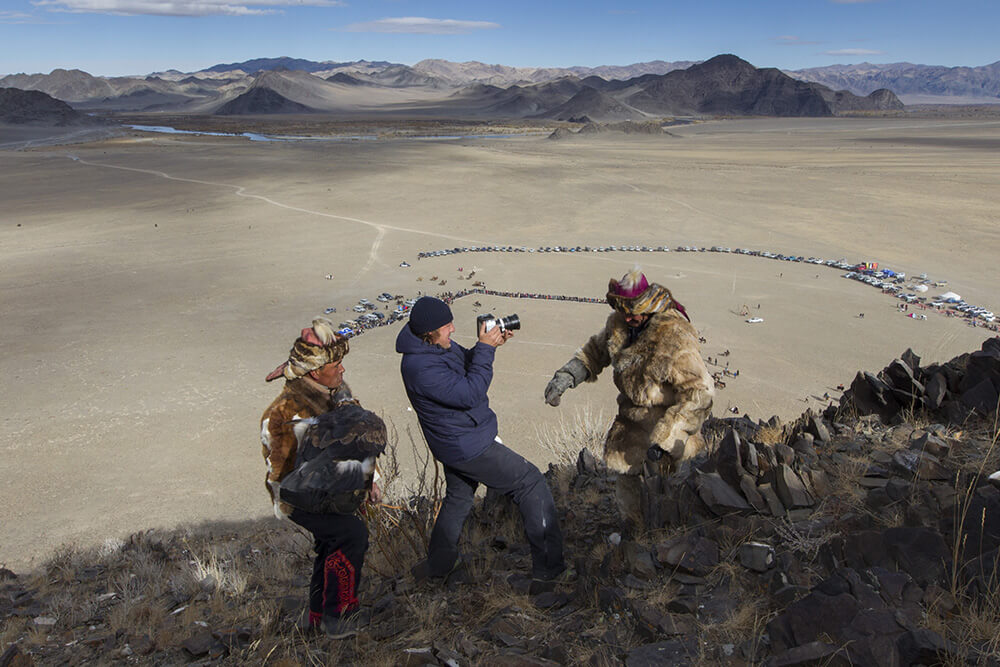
[214, 86, 312, 115]
[201, 57, 402, 76]
[788, 60, 1000, 100]
[0, 87, 102, 125]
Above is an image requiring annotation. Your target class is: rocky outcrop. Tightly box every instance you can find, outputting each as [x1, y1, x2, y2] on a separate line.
[214, 86, 312, 115]
[814, 86, 905, 113]
[0, 87, 99, 125]
[625, 54, 835, 117]
[835, 337, 1000, 425]
[547, 120, 675, 139]
[546, 127, 576, 140]
[325, 72, 367, 86]
[533, 86, 647, 122]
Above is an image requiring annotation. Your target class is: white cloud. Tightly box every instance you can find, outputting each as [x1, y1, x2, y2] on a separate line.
[822, 48, 886, 56]
[31, 0, 344, 17]
[342, 17, 500, 34]
[0, 9, 37, 22]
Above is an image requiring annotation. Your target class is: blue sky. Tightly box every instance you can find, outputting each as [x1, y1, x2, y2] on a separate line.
[1, 0, 997, 76]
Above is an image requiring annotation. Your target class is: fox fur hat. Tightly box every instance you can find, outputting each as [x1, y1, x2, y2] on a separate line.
[607, 267, 681, 317]
[265, 317, 350, 382]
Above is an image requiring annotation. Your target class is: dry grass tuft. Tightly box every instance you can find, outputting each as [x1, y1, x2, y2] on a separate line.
[813, 452, 869, 519]
[536, 405, 610, 466]
[754, 423, 785, 447]
[187, 544, 250, 597]
[772, 517, 835, 565]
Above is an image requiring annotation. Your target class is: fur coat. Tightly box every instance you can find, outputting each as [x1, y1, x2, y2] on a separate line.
[260, 377, 354, 518]
[575, 309, 714, 474]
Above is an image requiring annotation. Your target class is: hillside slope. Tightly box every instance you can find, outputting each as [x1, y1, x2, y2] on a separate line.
[2, 339, 998, 664]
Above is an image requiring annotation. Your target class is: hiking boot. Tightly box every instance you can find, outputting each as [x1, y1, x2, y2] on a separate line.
[529, 567, 577, 595]
[320, 609, 370, 639]
[410, 558, 431, 582]
[412, 555, 465, 583]
[539, 566, 577, 584]
[433, 555, 466, 579]
[443, 559, 473, 587]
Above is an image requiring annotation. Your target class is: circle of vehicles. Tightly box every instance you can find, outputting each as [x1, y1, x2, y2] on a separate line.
[328, 244, 994, 338]
[324, 294, 418, 337]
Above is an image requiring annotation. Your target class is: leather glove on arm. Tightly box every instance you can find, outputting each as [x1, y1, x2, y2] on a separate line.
[544, 358, 589, 406]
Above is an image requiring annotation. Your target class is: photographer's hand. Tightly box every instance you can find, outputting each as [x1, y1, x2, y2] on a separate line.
[478, 321, 506, 347]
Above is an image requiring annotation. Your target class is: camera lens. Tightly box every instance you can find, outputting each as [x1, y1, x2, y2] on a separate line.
[500, 314, 520, 331]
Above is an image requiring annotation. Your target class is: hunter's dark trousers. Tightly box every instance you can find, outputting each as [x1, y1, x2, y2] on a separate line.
[428, 439, 565, 580]
[289, 509, 368, 625]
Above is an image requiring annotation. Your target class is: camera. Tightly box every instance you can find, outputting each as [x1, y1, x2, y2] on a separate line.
[477, 313, 521, 334]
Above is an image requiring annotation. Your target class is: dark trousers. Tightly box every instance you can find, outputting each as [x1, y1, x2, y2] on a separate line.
[428, 439, 565, 580]
[288, 509, 368, 624]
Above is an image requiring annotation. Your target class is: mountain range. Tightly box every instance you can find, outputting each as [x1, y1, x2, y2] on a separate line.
[787, 61, 1000, 101]
[1, 55, 911, 122]
[4, 55, 998, 106]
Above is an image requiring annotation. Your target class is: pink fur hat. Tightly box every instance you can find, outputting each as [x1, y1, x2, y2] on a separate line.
[265, 317, 349, 382]
[607, 267, 689, 320]
[610, 267, 649, 298]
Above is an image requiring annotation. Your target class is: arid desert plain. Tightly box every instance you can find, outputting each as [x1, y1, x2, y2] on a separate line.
[1, 116, 998, 570]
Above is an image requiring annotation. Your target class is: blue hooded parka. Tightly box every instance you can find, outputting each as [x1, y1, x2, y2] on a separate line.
[395, 324, 498, 465]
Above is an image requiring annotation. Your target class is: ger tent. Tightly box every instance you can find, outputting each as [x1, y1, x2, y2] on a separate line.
[938, 291, 962, 303]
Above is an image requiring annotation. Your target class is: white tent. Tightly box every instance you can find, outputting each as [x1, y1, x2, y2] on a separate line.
[913, 284, 929, 293]
[938, 291, 962, 302]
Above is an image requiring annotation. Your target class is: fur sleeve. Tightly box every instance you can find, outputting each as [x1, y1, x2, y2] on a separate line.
[648, 330, 715, 460]
[573, 314, 615, 381]
[261, 397, 300, 493]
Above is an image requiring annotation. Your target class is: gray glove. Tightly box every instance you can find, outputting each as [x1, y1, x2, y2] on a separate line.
[545, 372, 574, 406]
[544, 358, 589, 406]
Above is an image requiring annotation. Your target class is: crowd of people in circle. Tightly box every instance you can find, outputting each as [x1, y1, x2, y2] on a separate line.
[331, 242, 995, 412]
[413, 242, 997, 333]
[337, 288, 605, 340]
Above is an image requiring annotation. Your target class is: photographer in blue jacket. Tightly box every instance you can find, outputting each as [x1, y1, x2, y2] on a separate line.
[396, 297, 567, 583]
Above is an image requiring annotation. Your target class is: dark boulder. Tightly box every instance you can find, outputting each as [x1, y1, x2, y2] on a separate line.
[961, 378, 999, 417]
[655, 535, 719, 577]
[883, 526, 950, 586]
[715, 429, 744, 487]
[692, 471, 751, 515]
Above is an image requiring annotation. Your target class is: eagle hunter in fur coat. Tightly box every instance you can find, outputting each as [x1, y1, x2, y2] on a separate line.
[545, 269, 714, 475]
[260, 318, 356, 518]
